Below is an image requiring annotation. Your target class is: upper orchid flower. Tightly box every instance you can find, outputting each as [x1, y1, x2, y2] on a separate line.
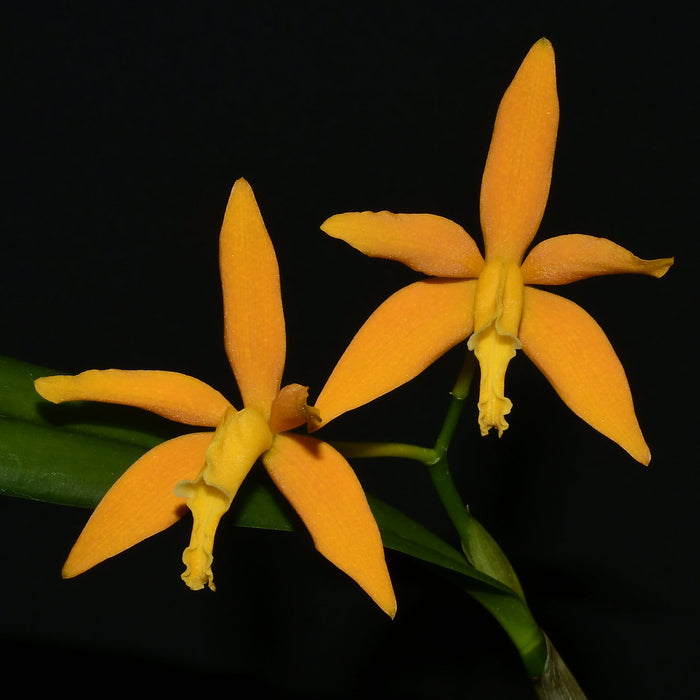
[35, 178, 396, 617]
[314, 39, 672, 465]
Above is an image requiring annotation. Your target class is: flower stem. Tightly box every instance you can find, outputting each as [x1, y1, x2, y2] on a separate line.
[427, 353, 553, 679]
[330, 440, 435, 463]
[426, 353, 477, 538]
[331, 352, 582, 690]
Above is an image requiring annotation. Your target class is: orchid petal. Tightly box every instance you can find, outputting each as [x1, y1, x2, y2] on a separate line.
[314, 279, 476, 427]
[519, 287, 650, 465]
[62, 431, 214, 578]
[480, 38, 559, 262]
[220, 178, 286, 415]
[35, 369, 231, 427]
[263, 433, 396, 618]
[268, 383, 321, 434]
[321, 211, 484, 278]
[521, 233, 674, 285]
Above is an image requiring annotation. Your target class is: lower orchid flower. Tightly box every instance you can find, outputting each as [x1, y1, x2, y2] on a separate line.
[313, 38, 672, 465]
[35, 178, 396, 617]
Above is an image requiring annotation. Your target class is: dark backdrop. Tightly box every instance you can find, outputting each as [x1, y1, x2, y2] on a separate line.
[3, 3, 697, 698]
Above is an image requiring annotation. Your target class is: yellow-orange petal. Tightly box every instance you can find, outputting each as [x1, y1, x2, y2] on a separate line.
[268, 383, 322, 434]
[220, 178, 286, 415]
[62, 431, 214, 578]
[480, 38, 559, 262]
[519, 287, 650, 465]
[263, 433, 396, 618]
[314, 278, 477, 427]
[521, 234, 674, 285]
[321, 211, 485, 278]
[35, 369, 231, 427]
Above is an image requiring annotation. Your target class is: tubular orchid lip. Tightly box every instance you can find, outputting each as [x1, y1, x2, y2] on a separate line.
[315, 38, 673, 465]
[34, 178, 396, 618]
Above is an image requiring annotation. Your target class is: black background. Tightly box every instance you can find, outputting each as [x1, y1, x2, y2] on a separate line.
[3, 2, 697, 698]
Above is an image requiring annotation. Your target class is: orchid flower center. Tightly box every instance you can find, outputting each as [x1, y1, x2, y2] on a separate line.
[467, 258, 524, 437]
[175, 406, 273, 591]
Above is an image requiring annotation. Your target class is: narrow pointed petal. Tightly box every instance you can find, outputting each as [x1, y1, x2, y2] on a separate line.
[268, 383, 321, 434]
[35, 369, 231, 427]
[263, 433, 396, 617]
[321, 211, 485, 278]
[220, 178, 286, 415]
[314, 279, 477, 427]
[521, 233, 674, 285]
[480, 38, 559, 262]
[519, 287, 650, 464]
[62, 431, 214, 578]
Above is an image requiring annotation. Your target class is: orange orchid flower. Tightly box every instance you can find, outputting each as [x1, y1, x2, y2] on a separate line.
[34, 178, 396, 617]
[314, 38, 672, 465]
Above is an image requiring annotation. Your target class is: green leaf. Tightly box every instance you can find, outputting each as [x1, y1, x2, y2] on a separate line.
[0, 416, 153, 507]
[462, 506, 526, 600]
[367, 495, 547, 679]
